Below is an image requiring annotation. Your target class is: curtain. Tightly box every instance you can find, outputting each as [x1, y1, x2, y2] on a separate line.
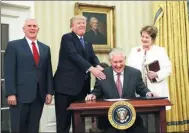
[153, 1, 189, 132]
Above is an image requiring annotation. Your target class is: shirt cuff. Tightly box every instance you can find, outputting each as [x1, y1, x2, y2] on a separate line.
[86, 66, 92, 73]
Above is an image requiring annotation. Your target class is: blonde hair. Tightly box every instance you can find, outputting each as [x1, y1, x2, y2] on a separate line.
[70, 15, 87, 28]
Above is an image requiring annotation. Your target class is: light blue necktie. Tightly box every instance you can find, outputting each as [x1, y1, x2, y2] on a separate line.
[79, 37, 85, 49]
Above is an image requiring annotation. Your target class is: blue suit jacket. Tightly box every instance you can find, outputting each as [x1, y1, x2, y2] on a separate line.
[4, 38, 53, 103]
[53, 32, 100, 95]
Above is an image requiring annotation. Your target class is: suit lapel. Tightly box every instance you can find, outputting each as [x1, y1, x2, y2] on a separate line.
[71, 32, 87, 57]
[21, 38, 36, 65]
[71, 32, 85, 50]
[83, 38, 89, 57]
[37, 41, 44, 68]
[122, 66, 130, 97]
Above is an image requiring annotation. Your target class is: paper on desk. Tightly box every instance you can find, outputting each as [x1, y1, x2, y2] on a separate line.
[103, 98, 129, 101]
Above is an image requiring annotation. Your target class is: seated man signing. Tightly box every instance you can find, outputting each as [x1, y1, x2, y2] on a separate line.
[85, 48, 158, 133]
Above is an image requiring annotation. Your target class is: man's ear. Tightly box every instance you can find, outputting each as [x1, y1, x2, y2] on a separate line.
[124, 56, 126, 60]
[22, 27, 25, 32]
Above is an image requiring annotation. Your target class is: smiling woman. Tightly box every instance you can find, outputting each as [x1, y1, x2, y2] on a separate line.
[127, 25, 172, 100]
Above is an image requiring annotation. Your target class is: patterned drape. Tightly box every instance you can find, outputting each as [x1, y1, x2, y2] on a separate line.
[153, 1, 189, 132]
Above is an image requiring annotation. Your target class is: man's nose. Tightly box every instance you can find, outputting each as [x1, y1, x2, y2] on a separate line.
[117, 63, 121, 67]
[81, 23, 85, 26]
[30, 26, 36, 29]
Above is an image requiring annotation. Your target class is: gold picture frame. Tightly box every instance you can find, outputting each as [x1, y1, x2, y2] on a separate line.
[75, 2, 116, 53]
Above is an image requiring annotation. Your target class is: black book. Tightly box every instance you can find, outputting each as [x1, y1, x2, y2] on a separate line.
[146, 60, 160, 83]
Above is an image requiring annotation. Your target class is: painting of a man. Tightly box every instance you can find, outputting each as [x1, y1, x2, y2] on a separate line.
[84, 16, 107, 44]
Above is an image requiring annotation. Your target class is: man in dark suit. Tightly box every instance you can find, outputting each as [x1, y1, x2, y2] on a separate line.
[53, 15, 106, 133]
[84, 17, 107, 44]
[4, 19, 54, 133]
[85, 48, 157, 133]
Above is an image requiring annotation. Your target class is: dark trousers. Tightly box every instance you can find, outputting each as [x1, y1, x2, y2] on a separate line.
[10, 89, 44, 133]
[141, 114, 156, 133]
[97, 115, 147, 133]
[55, 79, 90, 133]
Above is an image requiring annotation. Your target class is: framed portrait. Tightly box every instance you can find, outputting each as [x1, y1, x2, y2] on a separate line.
[75, 2, 116, 53]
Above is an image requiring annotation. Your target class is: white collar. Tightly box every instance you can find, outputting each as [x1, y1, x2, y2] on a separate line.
[25, 37, 37, 45]
[76, 34, 83, 39]
[113, 70, 124, 76]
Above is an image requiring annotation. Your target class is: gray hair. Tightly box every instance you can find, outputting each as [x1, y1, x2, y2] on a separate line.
[70, 15, 87, 28]
[23, 18, 38, 27]
[89, 17, 98, 24]
[109, 48, 125, 60]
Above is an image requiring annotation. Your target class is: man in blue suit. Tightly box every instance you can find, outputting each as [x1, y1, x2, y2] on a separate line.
[4, 19, 54, 133]
[53, 15, 106, 133]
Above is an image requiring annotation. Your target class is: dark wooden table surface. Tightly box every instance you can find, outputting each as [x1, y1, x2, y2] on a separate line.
[68, 99, 172, 133]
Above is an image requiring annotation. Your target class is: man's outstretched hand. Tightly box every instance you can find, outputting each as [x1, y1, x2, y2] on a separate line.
[89, 66, 106, 80]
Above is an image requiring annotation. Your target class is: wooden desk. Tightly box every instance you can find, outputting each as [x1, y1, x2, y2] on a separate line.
[68, 99, 171, 133]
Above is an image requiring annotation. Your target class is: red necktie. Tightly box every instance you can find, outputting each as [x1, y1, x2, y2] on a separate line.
[116, 73, 122, 97]
[32, 42, 40, 66]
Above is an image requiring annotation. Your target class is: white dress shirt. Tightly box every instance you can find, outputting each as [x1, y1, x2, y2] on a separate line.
[25, 37, 40, 55]
[76, 34, 83, 40]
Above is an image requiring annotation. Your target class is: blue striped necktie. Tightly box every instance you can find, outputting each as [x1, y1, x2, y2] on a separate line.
[79, 37, 85, 49]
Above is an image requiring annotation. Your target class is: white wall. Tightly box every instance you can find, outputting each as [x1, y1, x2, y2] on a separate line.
[1, 1, 34, 18]
[1, 1, 35, 41]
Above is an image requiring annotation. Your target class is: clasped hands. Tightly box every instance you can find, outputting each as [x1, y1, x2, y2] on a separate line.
[147, 71, 158, 80]
[89, 65, 106, 80]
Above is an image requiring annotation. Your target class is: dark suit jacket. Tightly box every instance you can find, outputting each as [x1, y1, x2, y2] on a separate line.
[92, 66, 150, 130]
[91, 66, 150, 98]
[84, 29, 106, 44]
[53, 32, 100, 95]
[4, 38, 53, 103]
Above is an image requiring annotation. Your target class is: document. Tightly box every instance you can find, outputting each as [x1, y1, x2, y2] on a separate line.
[103, 98, 129, 101]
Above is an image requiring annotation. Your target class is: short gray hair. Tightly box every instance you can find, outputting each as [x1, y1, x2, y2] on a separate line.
[70, 15, 87, 28]
[23, 18, 38, 27]
[89, 17, 98, 24]
[109, 48, 125, 60]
